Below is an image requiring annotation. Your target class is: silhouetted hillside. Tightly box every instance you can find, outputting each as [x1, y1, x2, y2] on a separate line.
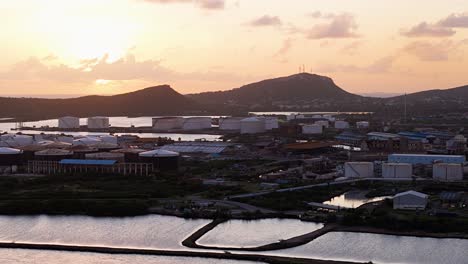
[188, 73, 374, 112]
[0, 85, 199, 120]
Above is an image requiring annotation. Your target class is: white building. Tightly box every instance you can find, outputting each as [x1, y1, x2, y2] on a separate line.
[433, 163, 463, 182]
[356, 121, 370, 129]
[240, 117, 266, 134]
[182, 117, 212, 131]
[219, 117, 242, 131]
[264, 117, 279, 130]
[58, 116, 80, 129]
[152, 117, 184, 131]
[302, 124, 323, 134]
[382, 163, 413, 178]
[393, 190, 428, 210]
[334, 120, 350, 129]
[314, 120, 330, 128]
[344, 162, 374, 178]
[87, 116, 110, 129]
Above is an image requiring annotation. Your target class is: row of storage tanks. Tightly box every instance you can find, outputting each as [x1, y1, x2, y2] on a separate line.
[153, 116, 279, 134]
[59, 116, 110, 129]
[344, 162, 465, 182]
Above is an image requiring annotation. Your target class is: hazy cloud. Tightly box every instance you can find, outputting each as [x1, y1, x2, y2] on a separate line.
[0, 54, 251, 84]
[248, 15, 282, 27]
[401, 22, 455, 37]
[143, 0, 224, 10]
[273, 38, 293, 57]
[438, 12, 468, 28]
[403, 41, 453, 61]
[340, 41, 362, 55]
[315, 56, 396, 73]
[306, 13, 359, 39]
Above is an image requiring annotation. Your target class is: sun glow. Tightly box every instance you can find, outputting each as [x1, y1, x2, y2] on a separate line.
[33, 4, 140, 63]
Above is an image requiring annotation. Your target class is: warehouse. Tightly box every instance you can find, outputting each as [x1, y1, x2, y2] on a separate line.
[344, 162, 374, 178]
[139, 149, 180, 171]
[0, 147, 23, 174]
[393, 190, 428, 210]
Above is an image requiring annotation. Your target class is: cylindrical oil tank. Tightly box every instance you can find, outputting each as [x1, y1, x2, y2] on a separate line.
[302, 124, 323, 134]
[0, 147, 23, 166]
[382, 163, 413, 178]
[73, 137, 102, 146]
[219, 117, 242, 131]
[34, 149, 74, 161]
[433, 163, 463, 182]
[152, 117, 184, 130]
[139, 149, 180, 171]
[58, 116, 80, 129]
[240, 117, 266, 134]
[182, 117, 212, 131]
[344, 162, 374, 178]
[87, 117, 110, 129]
[356, 121, 370, 129]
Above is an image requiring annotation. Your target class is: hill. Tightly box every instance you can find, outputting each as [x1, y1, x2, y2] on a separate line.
[188, 73, 376, 112]
[383, 85, 468, 115]
[0, 85, 199, 120]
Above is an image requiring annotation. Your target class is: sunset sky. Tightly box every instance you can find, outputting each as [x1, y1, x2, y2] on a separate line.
[1, 0, 468, 97]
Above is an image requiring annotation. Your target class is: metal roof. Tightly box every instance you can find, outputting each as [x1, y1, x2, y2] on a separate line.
[59, 159, 117, 165]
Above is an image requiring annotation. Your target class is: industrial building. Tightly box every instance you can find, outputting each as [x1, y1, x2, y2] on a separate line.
[160, 142, 236, 155]
[382, 163, 413, 178]
[314, 120, 330, 128]
[87, 116, 110, 129]
[388, 154, 466, 165]
[344, 162, 374, 178]
[356, 121, 370, 129]
[34, 149, 74, 161]
[301, 124, 323, 134]
[264, 117, 279, 130]
[0, 147, 23, 174]
[334, 120, 350, 129]
[58, 116, 80, 129]
[393, 191, 428, 210]
[433, 163, 464, 182]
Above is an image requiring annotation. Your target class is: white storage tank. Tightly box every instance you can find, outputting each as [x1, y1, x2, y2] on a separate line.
[182, 117, 212, 131]
[219, 117, 242, 131]
[382, 163, 413, 178]
[314, 120, 330, 128]
[345, 162, 374, 178]
[58, 116, 80, 129]
[87, 117, 110, 129]
[433, 163, 463, 182]
[356, 121, 370, 129]
[302, 124, 323, 134]
[264, 117, 279, 130]
[152, 117, 184, 130]
[334, 121, 350, 129]
[240, 117, 266, 134]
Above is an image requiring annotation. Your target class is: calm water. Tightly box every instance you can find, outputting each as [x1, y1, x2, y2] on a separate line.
[0, 215, 209, 250]
[0, 248, 260, 264]
[269, 231, 468, 264]
[197, 219, 323, 248]
[323, 190, 390, 208]
[0, 116, 222, 141]
[0, 215, 466, 264]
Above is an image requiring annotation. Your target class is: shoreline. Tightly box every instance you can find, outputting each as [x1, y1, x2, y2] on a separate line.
[0, 242, 362, 264]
